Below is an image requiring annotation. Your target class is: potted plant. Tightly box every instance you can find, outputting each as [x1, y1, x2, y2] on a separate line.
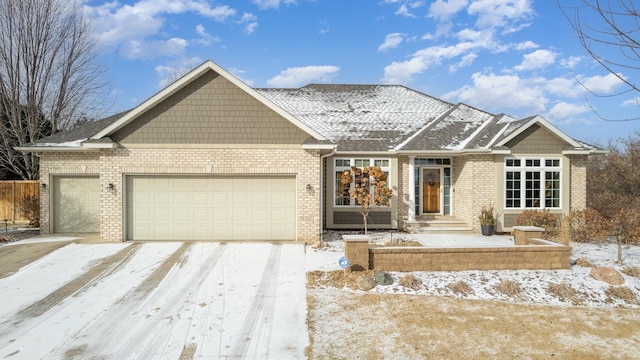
[479, 205, 496, 236]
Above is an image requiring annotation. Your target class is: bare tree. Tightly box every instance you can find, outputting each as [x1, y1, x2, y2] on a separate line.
[0, 0, 105, 179]
[559, 0, 640, 121]
[339, 166, 393, 234]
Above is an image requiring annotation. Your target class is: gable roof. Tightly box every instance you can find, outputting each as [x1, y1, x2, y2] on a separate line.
[18, 59, 600, 155]
[92, 60, 327, 142]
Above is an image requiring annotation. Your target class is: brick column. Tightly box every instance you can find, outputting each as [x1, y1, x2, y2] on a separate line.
[513, 226, 544, 245]
[343, 235, 370, 272]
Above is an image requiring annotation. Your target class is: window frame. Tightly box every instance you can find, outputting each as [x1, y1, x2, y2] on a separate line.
[504, 157, 562, 210]
[333, 157, 392, 207]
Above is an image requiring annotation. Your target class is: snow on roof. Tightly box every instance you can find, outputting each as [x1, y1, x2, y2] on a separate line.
[257, 85, 453, 150]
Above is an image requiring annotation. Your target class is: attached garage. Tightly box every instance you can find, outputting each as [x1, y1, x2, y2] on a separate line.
[125, 175, 297, 241]
[52, 176, 100, 233]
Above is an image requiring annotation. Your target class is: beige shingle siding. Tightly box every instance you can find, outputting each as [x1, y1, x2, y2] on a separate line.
[40, 147, 321, 242]
[507, 124, 566, 154]
[114, 70, 309, 145]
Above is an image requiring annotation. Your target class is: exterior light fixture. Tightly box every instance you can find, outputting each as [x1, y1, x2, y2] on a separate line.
[107, 183, 114, 191]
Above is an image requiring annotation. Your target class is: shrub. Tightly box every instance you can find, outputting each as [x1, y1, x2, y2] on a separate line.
[566, 208, 609, 243]
[605, 286, 637, 303]
[622, 267, 640, 278]
[516, 209, 558, 239]
[495, 280, 522, 298]
[610, 208, 640, 245]
[574, 257, 596, 268]
[446, 280, 474, 296]
[398, 274, 422, 290]
[547, 283, 582, 305]
[18, 194, 40, 228]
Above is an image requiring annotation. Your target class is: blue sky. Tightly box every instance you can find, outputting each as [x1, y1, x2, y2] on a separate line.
[85, 0, 638, 147]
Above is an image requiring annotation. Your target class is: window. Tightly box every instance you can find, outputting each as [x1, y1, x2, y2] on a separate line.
[505, 157, 561, 209]
[334, 158, 391, 206]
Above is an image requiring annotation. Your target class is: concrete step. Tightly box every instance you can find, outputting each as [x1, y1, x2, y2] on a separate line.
[404, 218, 474, 234]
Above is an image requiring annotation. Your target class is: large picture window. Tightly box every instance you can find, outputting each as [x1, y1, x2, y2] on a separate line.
[334, 158, 391, 207]
[505, 157, 561, 209]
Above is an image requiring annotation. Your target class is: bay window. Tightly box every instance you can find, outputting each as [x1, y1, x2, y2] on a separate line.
[505, 157, 561, 209]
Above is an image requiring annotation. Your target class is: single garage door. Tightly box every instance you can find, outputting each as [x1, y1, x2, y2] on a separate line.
[53, 176, 100, 232]
[126, 176, 296, 241]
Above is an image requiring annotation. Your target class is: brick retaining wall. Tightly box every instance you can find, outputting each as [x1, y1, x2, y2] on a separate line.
[345, 234, 571, 271]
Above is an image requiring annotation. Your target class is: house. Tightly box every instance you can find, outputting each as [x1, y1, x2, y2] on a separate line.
[17, 60, 603, 243]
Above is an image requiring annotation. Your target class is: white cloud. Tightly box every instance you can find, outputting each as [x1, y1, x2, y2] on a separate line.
[194, 24, 220, 46]
[252, 0, 298, 10]
[240, 13, 259, 34]
[513, 49, 557, 71]
[378, 33, 405, 52]
[396, 4, 417, 17]
[85, 0, 236, 58]
[155, 57, 203, 87]
[467, 0, 534, 29]
[622, 97, 640, 107]
[443, 72, 548, 113]
[545, 101, 591, 120]
[382, 41, 484, 84]
[578, 73, 625, 94]
[449, 52, 477, 72]
[121, 38, 188, 59]
[560, 56, 582, 69]
[544, 76, 582, 98]
[429, 0, 469, 20]
[267, 65, 340, 87]
[515, 40, 538, 51]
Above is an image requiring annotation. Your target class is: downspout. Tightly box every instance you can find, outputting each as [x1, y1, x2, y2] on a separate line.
[319, 147, 337, 242]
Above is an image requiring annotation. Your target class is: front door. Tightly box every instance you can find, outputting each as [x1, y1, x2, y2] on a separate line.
[422, 168, 441, 214]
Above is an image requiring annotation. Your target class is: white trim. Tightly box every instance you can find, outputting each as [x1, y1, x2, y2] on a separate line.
[332, 157, 392, 207]
[15, 146, 99, 152]
[92, 60, 327, 142]
[408, 156, 415, 221]
[504, 156, 562, 210]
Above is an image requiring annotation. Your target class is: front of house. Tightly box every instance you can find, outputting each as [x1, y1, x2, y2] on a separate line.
[18, 60, 601, 243]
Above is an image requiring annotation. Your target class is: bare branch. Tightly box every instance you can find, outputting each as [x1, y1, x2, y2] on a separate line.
[0, 0, 106, 179]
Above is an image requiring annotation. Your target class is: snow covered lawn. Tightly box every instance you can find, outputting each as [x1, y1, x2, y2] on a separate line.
[306, 232, 640, 359]
[0, 240, 308, 359]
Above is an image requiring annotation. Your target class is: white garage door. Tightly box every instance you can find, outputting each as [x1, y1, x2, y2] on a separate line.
[53, 176, 100, 233]
[126, 176, 296, 241]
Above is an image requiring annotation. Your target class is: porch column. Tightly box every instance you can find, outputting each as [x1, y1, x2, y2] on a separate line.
[408, 156, 415, 221]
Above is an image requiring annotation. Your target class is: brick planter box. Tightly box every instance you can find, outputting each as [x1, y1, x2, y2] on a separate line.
[343, 234, 571, 272]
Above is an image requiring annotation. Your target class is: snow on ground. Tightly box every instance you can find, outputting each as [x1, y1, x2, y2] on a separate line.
[306, 231, 640, 308]
[0, 242, 308, 359]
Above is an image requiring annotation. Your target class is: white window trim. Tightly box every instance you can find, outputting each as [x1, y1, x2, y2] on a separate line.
[333, 157, 392, 207]
[504, 157, 562, 209]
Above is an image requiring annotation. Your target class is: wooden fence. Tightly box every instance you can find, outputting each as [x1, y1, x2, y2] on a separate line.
[0, 180, 40, 223]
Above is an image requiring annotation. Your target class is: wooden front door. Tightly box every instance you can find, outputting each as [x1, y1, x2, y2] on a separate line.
[422, 168, 441, 213]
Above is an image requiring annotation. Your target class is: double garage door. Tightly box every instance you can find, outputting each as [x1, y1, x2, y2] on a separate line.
[52, 175, 296, 241]
[126, 175, 296, 241]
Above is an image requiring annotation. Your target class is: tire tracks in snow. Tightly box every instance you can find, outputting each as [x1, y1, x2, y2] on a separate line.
[229, 243, 282, 359]
[62, 242, 228, 359]
[0, 243, 141, 339]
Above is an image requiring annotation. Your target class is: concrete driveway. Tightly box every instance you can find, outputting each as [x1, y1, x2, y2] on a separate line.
[0, 239, 308, 359]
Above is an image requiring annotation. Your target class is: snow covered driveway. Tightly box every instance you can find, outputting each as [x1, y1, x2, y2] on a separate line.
[0, 241, 308, 359]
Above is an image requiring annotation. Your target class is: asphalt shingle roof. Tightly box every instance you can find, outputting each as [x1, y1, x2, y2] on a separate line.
[27, 82, 586, 153]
